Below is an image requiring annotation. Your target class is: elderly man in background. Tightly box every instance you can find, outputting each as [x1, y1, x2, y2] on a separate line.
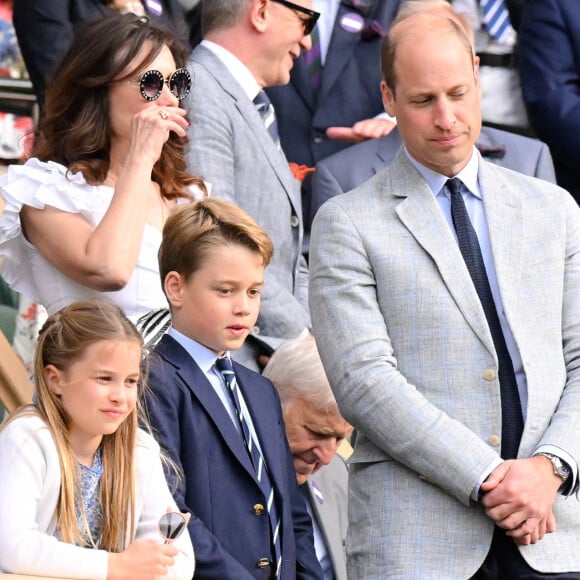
[264, 332, 352, 580]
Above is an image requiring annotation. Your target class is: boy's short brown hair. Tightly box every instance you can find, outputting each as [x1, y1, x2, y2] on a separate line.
[159, 198, 274, 285]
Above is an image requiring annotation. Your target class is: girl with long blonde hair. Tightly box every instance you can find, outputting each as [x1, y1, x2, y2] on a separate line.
[0, 300, 194, 579]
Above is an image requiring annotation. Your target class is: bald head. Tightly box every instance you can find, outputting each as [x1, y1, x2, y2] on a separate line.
[381, 12, 474, 97]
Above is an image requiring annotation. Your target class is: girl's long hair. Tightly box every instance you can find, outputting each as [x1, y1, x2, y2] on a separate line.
[6, 300, 144, 551]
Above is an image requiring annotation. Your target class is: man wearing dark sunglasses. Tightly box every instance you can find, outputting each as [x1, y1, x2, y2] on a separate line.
[182, 2, 324, 575]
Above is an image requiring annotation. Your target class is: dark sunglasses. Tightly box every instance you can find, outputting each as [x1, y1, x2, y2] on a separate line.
[136, 68, 192, 101]
[271, 0, 320, 36]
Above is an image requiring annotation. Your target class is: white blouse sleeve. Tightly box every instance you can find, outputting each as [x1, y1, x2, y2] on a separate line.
[0, 415, 109, 578]
[0, 158, 109, 300]
[134, 429, 196, 579]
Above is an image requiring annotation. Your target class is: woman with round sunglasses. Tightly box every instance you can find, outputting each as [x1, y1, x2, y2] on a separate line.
[0, 13, 206, 337]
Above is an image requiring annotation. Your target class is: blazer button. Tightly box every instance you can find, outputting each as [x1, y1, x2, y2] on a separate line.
[483, 369, 496, 381]
[257, 558, 271, 569]
[253, 503, 265, 516]
[488, 434, 501, 447]
[290, 215, 300, 228]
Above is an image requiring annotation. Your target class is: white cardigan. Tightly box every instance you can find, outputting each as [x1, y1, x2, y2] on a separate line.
[0, 414, 195, 579]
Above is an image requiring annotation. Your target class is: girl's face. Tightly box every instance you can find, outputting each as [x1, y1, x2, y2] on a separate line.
[45, 339, 141, 465]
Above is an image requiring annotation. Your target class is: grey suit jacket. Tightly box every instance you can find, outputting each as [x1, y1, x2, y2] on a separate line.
[184, 45, 311, 369]
[305, 455, 348, 580]
[309, 150, 580, 578]
[311, 126, 556, 219]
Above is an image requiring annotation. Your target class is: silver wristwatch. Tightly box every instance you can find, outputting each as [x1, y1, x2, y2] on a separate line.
[536, 452, 572, 483]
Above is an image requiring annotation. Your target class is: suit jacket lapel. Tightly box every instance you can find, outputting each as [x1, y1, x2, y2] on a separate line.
[477, 161, 523, 320]
[156, 336, 257, 480]
[392, 152, 496, 357]
[318, 1, 374, 102]
[233, 363, 286, 491]
[193, 46, 302, 218]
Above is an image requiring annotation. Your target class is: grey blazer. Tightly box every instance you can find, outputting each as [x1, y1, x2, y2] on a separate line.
[311, 126, 556, 219]
[309, 150, 580, 578]
[184, 45, 310, 368]
[305, 455, 348, 580]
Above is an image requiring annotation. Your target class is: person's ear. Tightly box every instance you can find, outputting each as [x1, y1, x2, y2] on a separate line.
[250, 0, 269, 33]
[45, 365, 63, 396]
[163, 271, 185, 309]
[381, 80, 396, 117]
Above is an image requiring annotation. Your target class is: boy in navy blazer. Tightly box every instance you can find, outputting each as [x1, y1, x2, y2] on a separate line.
[144, 198, 322, 580]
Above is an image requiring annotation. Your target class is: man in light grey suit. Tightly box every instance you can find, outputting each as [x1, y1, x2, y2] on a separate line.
[263, 332, 352, 580]
[184, 0, 319, 369]
[310, 11, 580, 580]
[311, 125, 556, 218]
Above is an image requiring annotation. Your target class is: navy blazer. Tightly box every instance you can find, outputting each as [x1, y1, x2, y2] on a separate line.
[13, 0, 187, 103]
[267, 0, 402, 227]
[519, 0, 580, 203]
[144, 334, 323, 580]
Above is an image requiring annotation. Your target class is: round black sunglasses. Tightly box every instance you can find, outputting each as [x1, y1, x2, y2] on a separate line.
[135, 68, 192, 101]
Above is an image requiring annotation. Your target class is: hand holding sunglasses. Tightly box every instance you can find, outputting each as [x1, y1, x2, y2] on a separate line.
[159, 511, 190, 544]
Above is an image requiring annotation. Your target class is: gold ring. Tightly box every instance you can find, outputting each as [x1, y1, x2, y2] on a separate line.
[160, 110, 169, 120]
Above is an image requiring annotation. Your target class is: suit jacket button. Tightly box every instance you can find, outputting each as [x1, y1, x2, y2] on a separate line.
[257, 558, 271, 569]
[253, 503, 265, 516]
[290, 215, 300, 228]
[483, 369, 496, 381]
[488, 434, 501, 447]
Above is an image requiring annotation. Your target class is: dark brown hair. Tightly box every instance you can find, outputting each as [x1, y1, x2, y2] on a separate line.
[32, 12, 205, 200]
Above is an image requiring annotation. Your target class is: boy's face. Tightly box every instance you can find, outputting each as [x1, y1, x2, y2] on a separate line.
[164, 244, 265, 355]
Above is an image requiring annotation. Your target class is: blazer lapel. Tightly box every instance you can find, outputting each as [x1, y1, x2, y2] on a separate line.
[156, 337, 257, 480]
[477, 160, 524, 320]
[233, 364, 286, 490]
[392, 153, 496, 358]
[318, 0, 380, 102]
[194, 47, 302, 219]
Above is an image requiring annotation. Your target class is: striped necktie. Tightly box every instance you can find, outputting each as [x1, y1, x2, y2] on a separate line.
[253, 90, 281, 150]
[304, 24, 323, 93]
[480, 0, 513, 43]
[215, 356, 282, 577]
[446, 178, 523, 459]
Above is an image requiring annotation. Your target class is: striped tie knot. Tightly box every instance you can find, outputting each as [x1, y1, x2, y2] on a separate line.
[253, 90, 281, 150]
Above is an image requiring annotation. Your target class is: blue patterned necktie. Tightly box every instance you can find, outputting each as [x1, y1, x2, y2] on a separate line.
[480, 0, 512, 43]
[215, 356, 282, 577]
[446, 178, 523, 459]
[253, 90, 281, 150]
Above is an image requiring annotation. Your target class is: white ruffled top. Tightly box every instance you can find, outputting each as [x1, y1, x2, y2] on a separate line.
[0, 158, 204, 321]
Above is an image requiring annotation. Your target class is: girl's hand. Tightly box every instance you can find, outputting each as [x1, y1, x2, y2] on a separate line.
[107, 539, 178, 580]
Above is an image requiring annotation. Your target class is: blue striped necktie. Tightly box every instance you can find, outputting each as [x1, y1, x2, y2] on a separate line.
[480, 0, 512, 43]
[215, 356, 282, 577]
[254, 90, 281, 150]
[446, 178, 523, 459]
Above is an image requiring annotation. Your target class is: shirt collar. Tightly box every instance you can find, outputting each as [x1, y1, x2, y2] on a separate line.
[404, 146, 482, 199]
[201, 40, 262, 102]
[168, 326, 230, 373]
